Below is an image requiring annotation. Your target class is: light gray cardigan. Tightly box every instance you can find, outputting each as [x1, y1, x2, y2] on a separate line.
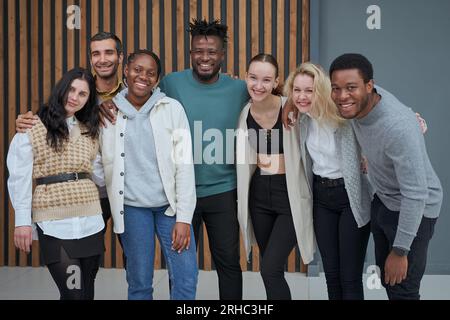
[236, 97, 315, 265]
[299, 115, 372, 228]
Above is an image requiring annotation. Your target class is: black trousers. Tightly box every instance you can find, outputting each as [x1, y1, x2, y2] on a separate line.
[371, 194, 437, 300]
[249, 169, 297, 300]
[313, 177, 370, 300]
[192, 189, 243, 300]
[101, 197, 126, 269]
[100, 197, 112, 230]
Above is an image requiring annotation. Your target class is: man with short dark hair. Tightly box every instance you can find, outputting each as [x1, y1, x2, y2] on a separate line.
[87, 32, 125, 226]
[329, 53, 443, 300]
[89, 32, 124, 104]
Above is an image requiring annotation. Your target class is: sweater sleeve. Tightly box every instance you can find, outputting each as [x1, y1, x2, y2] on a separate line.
[385, 121, 428, 251]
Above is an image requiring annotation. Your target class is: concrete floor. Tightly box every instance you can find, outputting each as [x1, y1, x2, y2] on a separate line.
[0, 267, 449, 300]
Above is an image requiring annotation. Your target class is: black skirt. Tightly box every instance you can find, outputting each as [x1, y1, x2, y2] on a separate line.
[37, 226, 105, 265]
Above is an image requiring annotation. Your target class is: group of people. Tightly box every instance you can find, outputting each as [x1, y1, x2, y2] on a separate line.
[9, 18, 442, 301]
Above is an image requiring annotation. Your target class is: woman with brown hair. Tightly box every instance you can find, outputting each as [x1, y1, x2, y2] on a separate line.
[236, 54, 315, 300]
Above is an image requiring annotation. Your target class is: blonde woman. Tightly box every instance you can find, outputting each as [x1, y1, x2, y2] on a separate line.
[284, 62, 372, 300]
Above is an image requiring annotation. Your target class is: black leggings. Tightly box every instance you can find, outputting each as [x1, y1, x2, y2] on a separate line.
[249, 168, 297, 300]
[313, 179, 370, 300]
[46, 247, 101, 300]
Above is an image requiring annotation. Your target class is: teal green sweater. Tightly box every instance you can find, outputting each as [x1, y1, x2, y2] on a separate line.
[160, 69, 249, 197]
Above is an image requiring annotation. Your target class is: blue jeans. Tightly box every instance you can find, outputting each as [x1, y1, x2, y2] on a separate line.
[120, 205, 198, 300]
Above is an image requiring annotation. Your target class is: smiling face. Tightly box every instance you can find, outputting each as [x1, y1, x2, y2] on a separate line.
[246, 61, 279, 103]
[124, 54, 159, 102]
[292, 73, 314, 114]
[64, 78, 90, 117]
[330, 68, 373, 119]
[90, 39, 123, 80]
[190, 35, 225, 84]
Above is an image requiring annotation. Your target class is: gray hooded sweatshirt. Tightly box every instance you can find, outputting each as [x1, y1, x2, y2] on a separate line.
[113, 87, 169, 208]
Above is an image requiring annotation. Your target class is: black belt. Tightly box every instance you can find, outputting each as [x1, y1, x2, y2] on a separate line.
[36, 172, 91, 186]
[313, 175, 345, 187]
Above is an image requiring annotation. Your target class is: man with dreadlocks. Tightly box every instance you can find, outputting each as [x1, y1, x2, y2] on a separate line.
[157, 19, 250, 300]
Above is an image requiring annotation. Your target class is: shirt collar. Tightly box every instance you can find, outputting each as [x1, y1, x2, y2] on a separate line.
[66, 116, 77, 126]
[95, 76, 124, 101]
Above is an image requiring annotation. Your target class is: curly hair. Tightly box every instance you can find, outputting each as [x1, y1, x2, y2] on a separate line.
[188, 18, 228, 48]
[37, 67, 99, 152]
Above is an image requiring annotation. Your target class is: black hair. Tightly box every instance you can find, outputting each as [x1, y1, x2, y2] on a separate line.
[90, 32, 123, 56]
[247, 53, 283, 96]
[329, 53, 374, 83]
[188, 18, 228, 48]
[126, 49, 162, 79]
[37, 67, 99, 152]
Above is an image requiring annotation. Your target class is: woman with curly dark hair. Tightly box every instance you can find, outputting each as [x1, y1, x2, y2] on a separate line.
[7, 67, 105, 300]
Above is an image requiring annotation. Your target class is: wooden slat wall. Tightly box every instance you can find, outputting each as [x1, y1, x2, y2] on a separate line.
[0, 0, 310, 273]
[0, 0, 5, 267]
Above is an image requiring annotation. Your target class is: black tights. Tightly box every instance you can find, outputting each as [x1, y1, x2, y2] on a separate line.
[46, 247, 101, 300]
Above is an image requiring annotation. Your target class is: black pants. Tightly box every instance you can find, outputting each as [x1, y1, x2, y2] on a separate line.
[371, 194, 437, 300]
[100, 197, 112, 230]
[313, 177, 370, 300]
[249, 169, 297, 300]
[192, 189, 243, 300]
[101, 197, 126, 269]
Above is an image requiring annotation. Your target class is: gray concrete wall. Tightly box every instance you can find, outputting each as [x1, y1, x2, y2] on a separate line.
[313, 0, 450, 274]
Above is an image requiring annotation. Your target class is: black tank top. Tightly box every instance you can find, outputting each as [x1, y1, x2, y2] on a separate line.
[246, 106, 284, 155]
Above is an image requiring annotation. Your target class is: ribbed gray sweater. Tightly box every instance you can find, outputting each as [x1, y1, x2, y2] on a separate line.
[351, 86, 443, 251]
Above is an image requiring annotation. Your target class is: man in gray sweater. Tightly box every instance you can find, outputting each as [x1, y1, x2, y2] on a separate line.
[329, 53, 443, 300]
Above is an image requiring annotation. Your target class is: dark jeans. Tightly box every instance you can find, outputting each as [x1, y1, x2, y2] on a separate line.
[371, 194, 437, 300]
[249, 169, 297, 300]
[313, 178, 370, 300]
[192, 189, 242, 300]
